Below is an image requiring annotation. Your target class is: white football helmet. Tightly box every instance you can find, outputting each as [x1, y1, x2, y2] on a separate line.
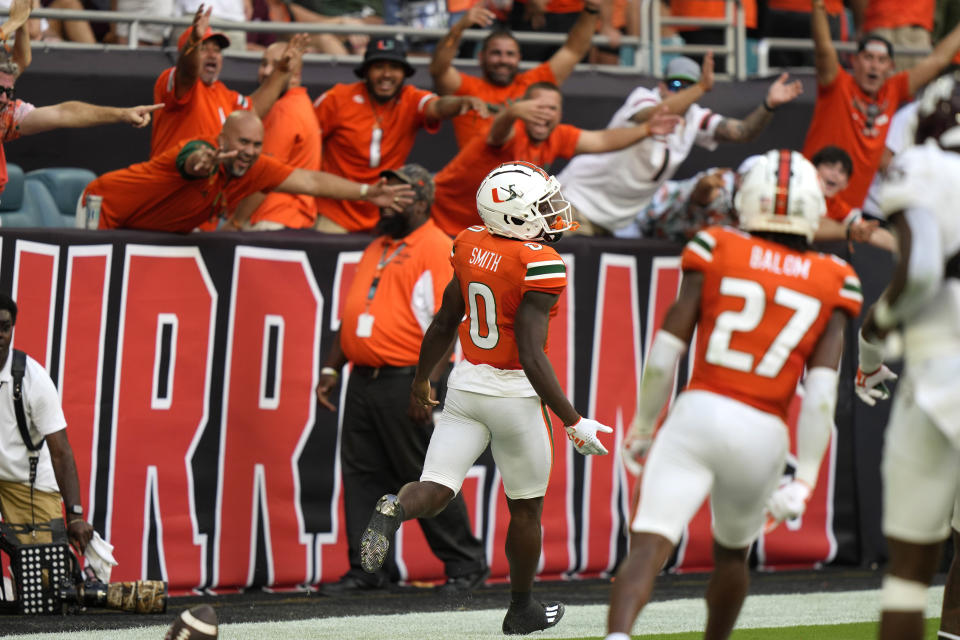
[475, 161, 575, 242]
[734, 149, 826, 242]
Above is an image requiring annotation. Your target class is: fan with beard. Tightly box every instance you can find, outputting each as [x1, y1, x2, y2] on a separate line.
[374, 211, 412, 238]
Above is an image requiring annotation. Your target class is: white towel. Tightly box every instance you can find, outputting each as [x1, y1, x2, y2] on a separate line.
[83, 532, 118, 583]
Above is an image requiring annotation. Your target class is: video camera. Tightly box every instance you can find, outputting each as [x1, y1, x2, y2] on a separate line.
[0, 519, 167, 615]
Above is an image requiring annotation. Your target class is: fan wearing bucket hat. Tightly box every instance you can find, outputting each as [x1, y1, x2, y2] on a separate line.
[150, 4, 308, 159]
[802, 0, 960, 210]
[313, 36, 488, 234]
[557, 51, 802, 237]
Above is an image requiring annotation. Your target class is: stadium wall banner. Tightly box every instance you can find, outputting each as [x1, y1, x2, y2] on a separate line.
[0, 230, 892, 592]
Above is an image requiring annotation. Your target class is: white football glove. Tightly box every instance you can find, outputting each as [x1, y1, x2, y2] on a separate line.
[765, 480, 812, 532]
[565, 417, 612, 456]
[622, 432, 653, 477]
[621, 414, 655, 476]
[854, 365, 897, 406]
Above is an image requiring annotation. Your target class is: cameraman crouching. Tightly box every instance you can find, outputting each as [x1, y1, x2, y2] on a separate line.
[0, 292, 92, 555]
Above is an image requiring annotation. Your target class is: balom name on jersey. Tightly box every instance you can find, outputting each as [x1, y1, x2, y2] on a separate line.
[469, 247, 503, 272]
[749, 246, 811, 279]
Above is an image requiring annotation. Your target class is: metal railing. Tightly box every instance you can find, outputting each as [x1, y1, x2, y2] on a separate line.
[14, 2, 750, 78]
[756, 37, 934, 77]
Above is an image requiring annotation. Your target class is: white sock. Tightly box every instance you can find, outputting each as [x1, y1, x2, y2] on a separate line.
[605, 633, 631, 640]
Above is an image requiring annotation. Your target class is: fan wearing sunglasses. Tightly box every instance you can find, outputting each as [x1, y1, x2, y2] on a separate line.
[557, 50, 803, 237]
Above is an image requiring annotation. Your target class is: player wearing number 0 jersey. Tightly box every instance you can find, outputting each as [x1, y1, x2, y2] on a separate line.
[451, 225, 566, 380]
[606, 150, 863, 640]
[358, 161, 614, 636]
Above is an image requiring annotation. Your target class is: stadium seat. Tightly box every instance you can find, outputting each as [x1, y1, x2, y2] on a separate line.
[0, 164, 59, 228]
[25, 167, 98, 228]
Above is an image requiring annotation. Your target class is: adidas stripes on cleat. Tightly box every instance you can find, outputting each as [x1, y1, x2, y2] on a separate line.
[502, 600, 565, 635]
[360, 494, 404, 574]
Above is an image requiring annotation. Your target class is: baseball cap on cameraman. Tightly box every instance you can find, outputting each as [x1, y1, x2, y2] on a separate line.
[665, 56, 701, 84]
[177, 25, 231, 53]
[380, 164, 435, 205]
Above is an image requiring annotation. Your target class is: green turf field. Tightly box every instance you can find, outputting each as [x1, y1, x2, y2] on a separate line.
[632, 617, 942, 639]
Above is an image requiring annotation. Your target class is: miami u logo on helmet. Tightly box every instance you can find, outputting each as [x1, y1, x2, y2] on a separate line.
[491, 184, 523, 203]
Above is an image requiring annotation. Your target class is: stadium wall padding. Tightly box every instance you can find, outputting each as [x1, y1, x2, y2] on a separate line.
[0, 229, 893, 591]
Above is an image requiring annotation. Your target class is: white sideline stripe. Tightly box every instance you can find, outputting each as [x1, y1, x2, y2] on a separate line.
[5, 586, 946, 640]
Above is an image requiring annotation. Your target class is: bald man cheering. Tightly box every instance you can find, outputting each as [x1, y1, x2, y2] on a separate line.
[82, 111, 412, 232]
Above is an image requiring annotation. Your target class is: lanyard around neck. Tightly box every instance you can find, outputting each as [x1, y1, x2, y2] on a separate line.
[367, 241, 406, 302]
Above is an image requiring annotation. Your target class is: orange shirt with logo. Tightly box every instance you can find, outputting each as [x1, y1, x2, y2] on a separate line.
[88, 138, 294, 232]
[802, 68, 911, 208]
[250, 87, 321, 228]
[432, 120, 581, 236]
[151, 67, 251, 158]
[669, 0, 757, 29]
[339, 220, 453, 367]
[452, 63, 557, 148]
[863, 0, 933, 32]
[452, 226, 566, 370]
[681, 226, 862, 420]
[314, 82, 440, 232]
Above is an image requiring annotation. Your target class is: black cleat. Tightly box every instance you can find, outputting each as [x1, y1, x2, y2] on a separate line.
[360, 494, 404, 574]
[502, 600, 565, 635]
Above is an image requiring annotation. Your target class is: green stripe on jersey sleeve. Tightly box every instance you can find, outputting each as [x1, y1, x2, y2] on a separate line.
[525, 261, 566, 280]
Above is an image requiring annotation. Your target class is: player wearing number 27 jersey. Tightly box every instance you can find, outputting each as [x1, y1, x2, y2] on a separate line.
[684, 225, 862, 420]
[606, 150, 863, 640]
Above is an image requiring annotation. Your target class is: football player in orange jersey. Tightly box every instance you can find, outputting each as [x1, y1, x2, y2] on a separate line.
[358, 161, 613, 635]
[606, 150, 864, 640]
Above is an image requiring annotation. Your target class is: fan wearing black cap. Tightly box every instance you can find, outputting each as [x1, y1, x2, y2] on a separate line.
[802, 0, 960, 210]
[150, 4, 308, 159]
[316, 163, 489, 596]
[312, 36, 488, 234]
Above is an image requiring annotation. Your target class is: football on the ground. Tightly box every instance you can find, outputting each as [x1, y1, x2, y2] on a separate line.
[164, 604, 218, 639]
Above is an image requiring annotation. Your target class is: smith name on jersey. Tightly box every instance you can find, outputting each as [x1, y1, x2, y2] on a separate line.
[452, 225, 567, 372]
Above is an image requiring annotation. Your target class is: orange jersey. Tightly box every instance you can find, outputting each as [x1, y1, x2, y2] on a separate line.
[452, 226, 566, 370]
[339, 220, 453, 367]
[682, 226, 863, 420]
[451, 63, 557, 148]
[314, 82, 440, 231]
[250, 87, 321, 228]
[669, 0, 757, 29]
[802, 68, 911, 207]
[151, 67, 250, 158]
[864, 0, 933, 31]
[432, 121, 581, 236]
[513, 0, 583, 13]
[825, 193, 856, 225]
[768, 0, 842, 14]
[89, 138, 295, 232]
